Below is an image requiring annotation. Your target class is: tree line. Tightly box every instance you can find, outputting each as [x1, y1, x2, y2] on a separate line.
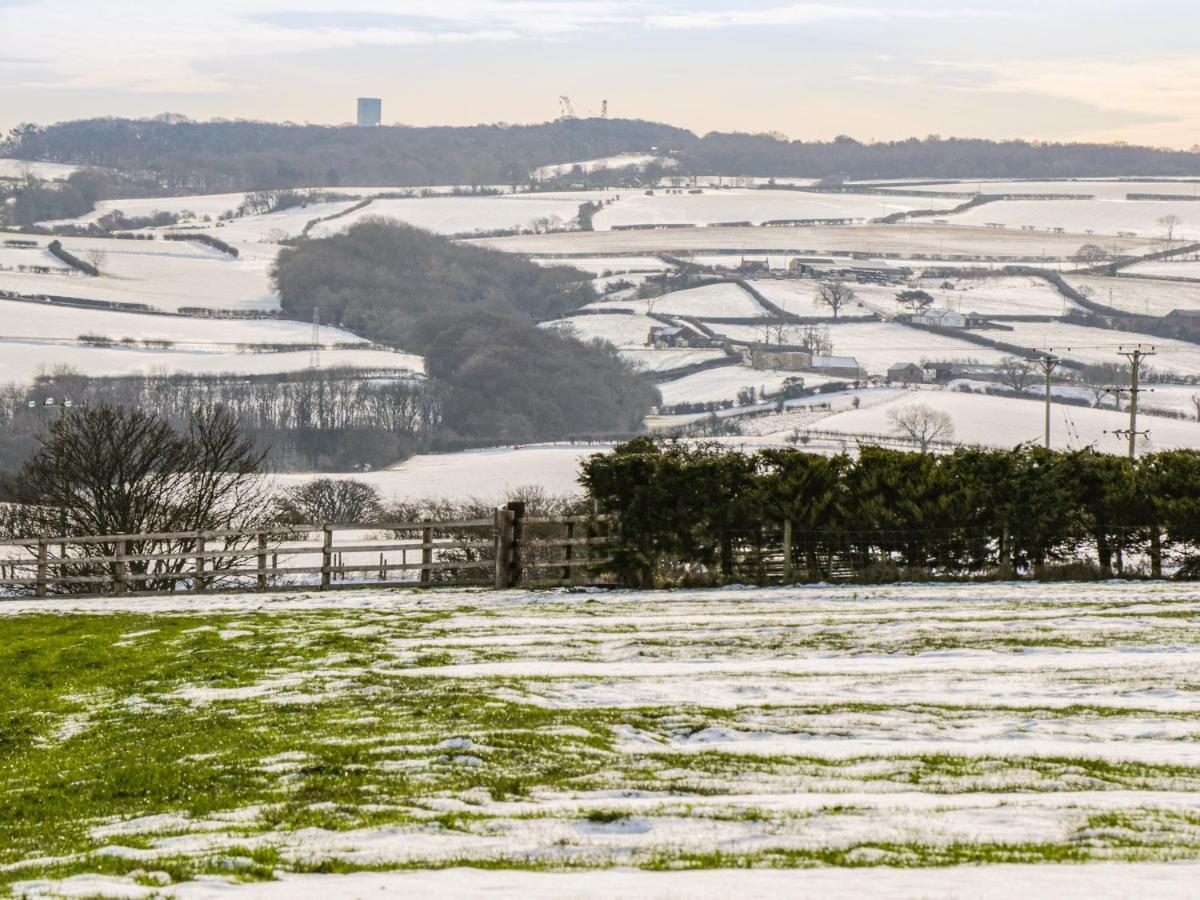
[0, 368, 441, 473]
[7, 118, 1200, 195]
[581, 439, 1200, 587]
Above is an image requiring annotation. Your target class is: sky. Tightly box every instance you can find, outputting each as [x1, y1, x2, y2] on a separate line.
[1, 0, 1198, 148]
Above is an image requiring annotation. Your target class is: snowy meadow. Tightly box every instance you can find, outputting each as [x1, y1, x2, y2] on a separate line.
[6, 582, 1200, 896]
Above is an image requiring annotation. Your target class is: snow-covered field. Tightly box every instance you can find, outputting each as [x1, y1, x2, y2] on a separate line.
[0, 343, 422, 384]
[734, 386, 1200, 453]
[276, 443, 603, 502]
[657, 364, 803, 405]
[896, 178, 1200, 201]
[308, 194, 593, 237]
[530, 255, 675, 275]
[476, 224, 1154, 259]
[710, 321, 1009, 375]
[545, 313, 660, 348]
[590, 281, 768, 317]
[9, 582, 1200, 897]
[0, 298, 362, 347]
[1123, 257, 1200, 279]
[590, 189, 955, 230]
[0, 236, 278, 312]
[999, 321, 1200, 376]
[947, 199, 1200, 239]
[1063, 274, 1200, 317]
[618, 347, 729, 373]
[0, 157, 80, 180]
[532, 153, 671, 180]
[913, 276, 1084, 317]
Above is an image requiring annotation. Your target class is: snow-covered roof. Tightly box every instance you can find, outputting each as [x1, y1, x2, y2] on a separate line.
[811, 355, 860, 369]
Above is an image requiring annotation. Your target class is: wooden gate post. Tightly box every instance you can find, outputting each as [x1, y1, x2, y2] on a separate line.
[36, 538, 48, 598]
[493, 507, 514, 589]
[256, 532, 268, 592]
[320, 526, 333, 590]
[420, 526, 433, 584]
[562, 520, 575, 582]
[193, 531, 207, 593]
[114, 539, 128, 595]
[506, 501, 526, 588]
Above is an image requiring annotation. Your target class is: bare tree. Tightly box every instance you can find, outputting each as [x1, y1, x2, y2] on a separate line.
[817, 279, 857, 319]
[1080, 362, 1131, 410]
[1192, 393, 1200, 423]
[998, 356, 1037, 393]
[1159, 214, 1183, 245]
[9, 404, 269, 592]
[276, 479, 382, 524]
[796, 322, 833, 355]
[1074, 243, 1109, 265]
[85, 249, 107, 273]
[888, 403, 955, 451]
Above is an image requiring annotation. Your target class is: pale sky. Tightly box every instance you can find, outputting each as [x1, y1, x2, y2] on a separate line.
[2, 0, 1198, 148]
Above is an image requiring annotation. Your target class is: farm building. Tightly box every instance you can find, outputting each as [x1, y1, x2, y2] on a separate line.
[749, 348, 813, 371]
[811, 355, 864, 378]
[912, 308, 968, 329]
[647, 325, 691, 348]
[887, 362, 927, 384]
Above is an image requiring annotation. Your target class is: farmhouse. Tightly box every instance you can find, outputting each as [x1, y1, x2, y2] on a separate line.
[887, 362, 926, 384]
[647, 325, 690, 348]
[912, 308, 967, 329]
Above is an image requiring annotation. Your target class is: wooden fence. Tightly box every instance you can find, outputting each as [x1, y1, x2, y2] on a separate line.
[0, 504, 616, 597]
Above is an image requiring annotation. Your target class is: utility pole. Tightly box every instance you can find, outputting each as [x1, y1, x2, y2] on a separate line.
[1109, 345, 1155, 459]
[1038, 354, 1060, 448]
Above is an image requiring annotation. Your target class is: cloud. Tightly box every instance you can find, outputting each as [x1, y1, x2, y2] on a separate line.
[645, 3, 1003, 30]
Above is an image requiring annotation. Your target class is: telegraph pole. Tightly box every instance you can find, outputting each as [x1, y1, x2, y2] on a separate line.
[1039, 354, 1060, 448]
[1110, 346, 1155, 459]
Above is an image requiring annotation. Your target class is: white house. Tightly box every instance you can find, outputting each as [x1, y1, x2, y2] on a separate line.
[912, 308, 967, 329]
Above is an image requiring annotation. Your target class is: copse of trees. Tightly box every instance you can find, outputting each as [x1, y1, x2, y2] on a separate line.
[272, 220, 660, 442]
[581, 440, 1200, 587]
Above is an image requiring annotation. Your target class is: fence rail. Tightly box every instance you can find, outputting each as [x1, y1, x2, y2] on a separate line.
[0, 505, 617, 597]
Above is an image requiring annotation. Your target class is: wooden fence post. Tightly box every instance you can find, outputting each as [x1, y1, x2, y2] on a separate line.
[193, 531, 207, 593]
[114, 539, 128, 595]
[506, 501, 526, 587]
[320, 526, 333, 590]
[420, 526, 433, 584]
[256, 532, 268, 592]
[562, 520, 575, 582]
[36, 538, 48, 598]
[494, 507, 514, 589]
[782, 520, 793, 583]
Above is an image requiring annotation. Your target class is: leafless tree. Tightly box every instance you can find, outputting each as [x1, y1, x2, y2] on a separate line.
[1159, 214, 1183, 244]
[85, 249, 107, 273]
[998, 356, 1037, 393]
[1074, 243, 1109, 265]
[888, 403, 955, 451]
[8, 404, 270, 592]
[796, 322, 833, 355]
[817, 279, 857, 319]
[276, 479, 382, 524]
[1192, 393, 1200, 423]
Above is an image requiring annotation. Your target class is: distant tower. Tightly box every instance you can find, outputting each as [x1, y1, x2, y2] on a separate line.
[356, 98, 382, 127]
